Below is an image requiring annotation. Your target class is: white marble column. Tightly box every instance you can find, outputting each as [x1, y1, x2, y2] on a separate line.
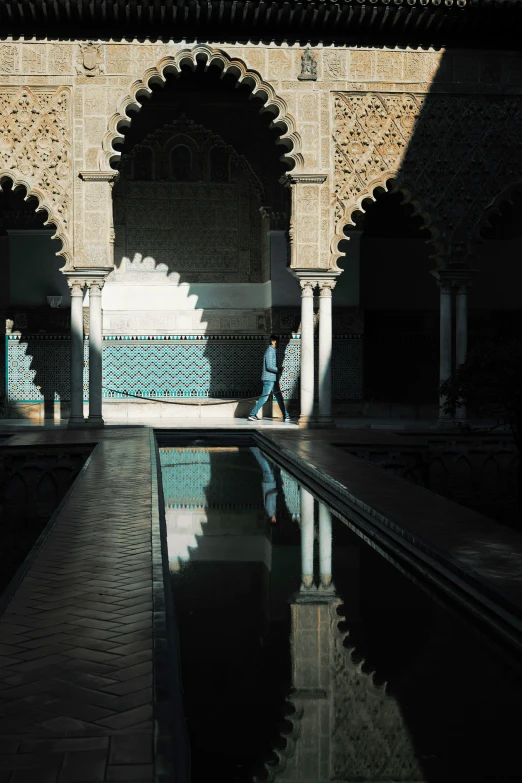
[300, 486, 315, 589]
[87, 279, 104, 426]
[317, 280, 336, 427]
[299, 280, 316, 426]
[67, 280, 85, 426]
[437, 279, 453, 423]
[318, 502, 333, 590]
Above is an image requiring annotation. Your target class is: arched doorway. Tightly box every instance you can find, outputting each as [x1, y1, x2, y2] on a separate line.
[0, 178, 69, 422]
[338, 188, 437, 417]
[102, 60, 297, 420]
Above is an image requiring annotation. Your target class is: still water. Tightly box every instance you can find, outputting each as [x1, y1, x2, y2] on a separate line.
[159, 445, 522, 783]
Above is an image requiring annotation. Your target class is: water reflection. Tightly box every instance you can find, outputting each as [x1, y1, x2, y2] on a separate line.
[159, 446, 522, 783]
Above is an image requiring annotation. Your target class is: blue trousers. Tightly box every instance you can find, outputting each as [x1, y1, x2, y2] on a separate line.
[250, 379, 287, 417]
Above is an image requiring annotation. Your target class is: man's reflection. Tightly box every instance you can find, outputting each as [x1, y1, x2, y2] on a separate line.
[251, 447, 278, 523]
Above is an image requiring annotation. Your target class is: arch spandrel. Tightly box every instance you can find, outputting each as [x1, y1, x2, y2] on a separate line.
[0, 86, 73, 268]
[102, 44, 304, 173]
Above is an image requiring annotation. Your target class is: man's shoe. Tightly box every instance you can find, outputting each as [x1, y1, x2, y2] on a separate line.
[284, 415, 293, 422]
[248, 414, 260, 421]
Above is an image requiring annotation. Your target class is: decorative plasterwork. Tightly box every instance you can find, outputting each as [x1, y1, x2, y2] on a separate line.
[332, 91, 522, 267]
[0, 86, 72, 266]
[280, 173, 328, 186]
[79, 170, 119, 183]
[103, 44, 303, 172]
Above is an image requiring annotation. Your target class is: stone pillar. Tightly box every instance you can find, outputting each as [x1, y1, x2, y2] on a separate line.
[318, 502, 333, 591]
[300, 486, 315, 589]
[455, 281, 470, 422]
[67, 280, 85, 426]
[317, 279, 336, 427]
[86, 279, 105, 426]
[437, 278, 453, 424]
[299, 280, 316, 426]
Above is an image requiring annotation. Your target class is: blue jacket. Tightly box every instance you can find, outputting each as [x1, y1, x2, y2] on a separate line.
[251, 447, 277, 518]
[261, 345, 278, 382]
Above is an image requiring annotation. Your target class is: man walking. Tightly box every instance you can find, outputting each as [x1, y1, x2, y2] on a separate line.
[248, 334, 292, 422]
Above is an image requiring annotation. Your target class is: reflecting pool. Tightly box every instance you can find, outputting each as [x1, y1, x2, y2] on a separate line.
[159, 445, 522, 783]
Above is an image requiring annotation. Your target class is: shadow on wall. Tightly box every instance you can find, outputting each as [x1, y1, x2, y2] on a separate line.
[334, 50, 522, 410]
[1, 180, 72, 421]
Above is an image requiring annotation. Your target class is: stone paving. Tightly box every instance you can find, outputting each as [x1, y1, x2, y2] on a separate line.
[0, 428, 157, 783]
[260, 429, 522, 646]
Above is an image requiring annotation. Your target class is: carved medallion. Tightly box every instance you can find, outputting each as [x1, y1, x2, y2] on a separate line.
[76, 43, 104, 77]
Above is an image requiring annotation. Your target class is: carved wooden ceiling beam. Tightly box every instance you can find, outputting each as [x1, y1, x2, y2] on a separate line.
[0, 0, 520, 47]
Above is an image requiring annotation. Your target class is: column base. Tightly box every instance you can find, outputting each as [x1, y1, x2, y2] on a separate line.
[315, 415, 335, 428]
[67, 416, 87, 429]
[85, 416, 105, 428]
[298, 414, 316, 427]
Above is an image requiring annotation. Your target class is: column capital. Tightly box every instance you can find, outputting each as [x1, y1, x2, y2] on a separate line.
[318, 279, 336, 296]
[431, 267, 478, 289]
[67, 280, 85, 295]
[86, 279, 105, 293]
[299, 279, 316, 296]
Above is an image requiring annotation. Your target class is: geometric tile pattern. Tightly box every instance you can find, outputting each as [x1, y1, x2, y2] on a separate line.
[6, 336, 89, 403]
[0, 429, 155, 782]
[6, 334, 363, 403]
[159, 447, 264, 509]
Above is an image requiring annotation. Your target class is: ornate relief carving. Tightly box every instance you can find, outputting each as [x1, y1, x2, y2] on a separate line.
[324, 51, 346, 80]
[76, 43, 104, 77]
[0, 45, 18, 74]
[22, 45, 46, 74]
[105, 44, 303, 171]
[0, 86, 72, 264]
[114, 117, 264, 283]
[332, 91, 522, 265]
[49, 45, 72, 74]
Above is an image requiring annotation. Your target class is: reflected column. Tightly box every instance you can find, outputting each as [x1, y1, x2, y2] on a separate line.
[67, 278, 85, 427]
[86, 278, 105, 427]
[318, 502, 333, 591]
[300, 486, 315, 589]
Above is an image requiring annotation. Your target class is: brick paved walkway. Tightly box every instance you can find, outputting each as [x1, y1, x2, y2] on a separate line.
[0, 428, 161, 783]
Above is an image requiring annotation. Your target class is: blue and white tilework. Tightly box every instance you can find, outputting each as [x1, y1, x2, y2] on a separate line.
[6, 334, 362, 402]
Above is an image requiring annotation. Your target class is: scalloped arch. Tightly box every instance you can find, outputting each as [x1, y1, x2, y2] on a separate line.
[330, 173, 445, 270]
[0, 170, 71, 268]
[102, 45, 303, 171]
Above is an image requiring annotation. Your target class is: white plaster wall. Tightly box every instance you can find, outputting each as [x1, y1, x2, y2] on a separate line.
[101, 281, 271, 310]
[8, 230, 70, 307]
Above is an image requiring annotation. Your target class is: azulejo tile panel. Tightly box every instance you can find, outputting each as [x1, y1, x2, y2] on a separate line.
[6, 335, 89, 402]
[6, 334, 362, 402]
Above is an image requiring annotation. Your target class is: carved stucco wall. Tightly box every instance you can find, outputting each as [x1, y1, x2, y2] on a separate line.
[0, 85, 72, 265]
[1, 41, 522, 272]
[332, 91, 522, 266]
[112, 117, 267, 285]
